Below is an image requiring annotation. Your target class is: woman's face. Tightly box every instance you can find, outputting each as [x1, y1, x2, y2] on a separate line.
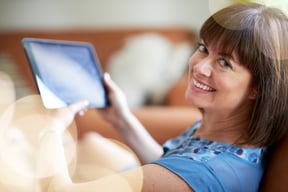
[185, 41, 255, 114]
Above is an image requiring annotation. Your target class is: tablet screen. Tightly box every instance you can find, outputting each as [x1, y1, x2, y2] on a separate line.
[22, 38, 109, 109]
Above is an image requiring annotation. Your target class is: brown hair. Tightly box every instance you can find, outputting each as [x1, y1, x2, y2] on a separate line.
[200, 3, 288, 146]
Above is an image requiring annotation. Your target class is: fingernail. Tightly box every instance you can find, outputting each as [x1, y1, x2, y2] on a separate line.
[104, 73, 111, 80]
[78, 110, 85, 116]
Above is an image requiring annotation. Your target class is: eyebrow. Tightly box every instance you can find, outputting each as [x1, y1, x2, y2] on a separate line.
[202, 38, 238, 63]
[219, 52, 232, 58]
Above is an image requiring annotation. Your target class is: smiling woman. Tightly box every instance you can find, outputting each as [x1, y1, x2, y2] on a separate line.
[3, 2, 287, 192]
[43, 3, 288, 192]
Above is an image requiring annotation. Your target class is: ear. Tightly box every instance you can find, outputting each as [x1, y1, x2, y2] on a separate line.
[248, 88, 257, 100]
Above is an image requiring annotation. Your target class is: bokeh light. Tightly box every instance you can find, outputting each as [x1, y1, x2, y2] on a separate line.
[0, 72, 143, 191]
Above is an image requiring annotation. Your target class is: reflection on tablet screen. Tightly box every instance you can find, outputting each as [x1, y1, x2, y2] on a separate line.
[24, 39, 108, 109]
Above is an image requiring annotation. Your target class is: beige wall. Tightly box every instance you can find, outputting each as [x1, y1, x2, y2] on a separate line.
[0, 0, 231, 33]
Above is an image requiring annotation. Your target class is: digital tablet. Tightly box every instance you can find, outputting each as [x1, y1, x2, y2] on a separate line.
[22, 38, 109, 109]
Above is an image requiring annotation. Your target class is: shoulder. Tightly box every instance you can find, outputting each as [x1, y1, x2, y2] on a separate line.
[153, 148, 264, 192]
[152, 156, 225, 191]
[152, 154, 264, 192]
[140, 164, 195, 192]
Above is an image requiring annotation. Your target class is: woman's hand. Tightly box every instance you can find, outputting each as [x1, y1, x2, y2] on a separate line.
[47, 100, 89, 134]
[98, 73, 132, 128]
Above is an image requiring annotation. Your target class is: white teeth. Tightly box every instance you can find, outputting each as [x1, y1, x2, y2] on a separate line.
[193, 79, 214, 92]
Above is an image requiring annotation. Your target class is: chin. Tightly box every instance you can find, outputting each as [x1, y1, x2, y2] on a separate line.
[185, 93, 206, 110]
[185, 93, 197, 106]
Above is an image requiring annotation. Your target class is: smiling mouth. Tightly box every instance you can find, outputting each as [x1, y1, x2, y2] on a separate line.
[193, 79, 216, 92]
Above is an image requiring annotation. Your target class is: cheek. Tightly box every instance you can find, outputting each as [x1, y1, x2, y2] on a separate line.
[217, 76, 252, 100]
[188, 54, 198, 73]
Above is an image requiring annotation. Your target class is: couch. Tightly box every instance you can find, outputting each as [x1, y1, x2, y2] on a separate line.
[0, 28, 200, 143]
[0, 28, 287, 191]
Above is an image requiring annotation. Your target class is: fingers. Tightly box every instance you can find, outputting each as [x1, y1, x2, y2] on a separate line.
[68, 100, 89, 116]
[56, 100, 89, 122]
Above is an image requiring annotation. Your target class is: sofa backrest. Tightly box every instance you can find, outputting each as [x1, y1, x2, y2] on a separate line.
[0, 28, 195, 93]
[259, 135, 288, 191]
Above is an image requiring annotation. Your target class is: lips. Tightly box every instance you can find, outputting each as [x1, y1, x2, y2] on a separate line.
[192, 79, 216, 92]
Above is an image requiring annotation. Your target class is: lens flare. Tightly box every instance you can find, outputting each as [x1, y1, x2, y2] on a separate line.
[0, 73, 142, 191]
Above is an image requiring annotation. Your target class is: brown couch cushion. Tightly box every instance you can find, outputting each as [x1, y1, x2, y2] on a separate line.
[260, 135, 288, 192]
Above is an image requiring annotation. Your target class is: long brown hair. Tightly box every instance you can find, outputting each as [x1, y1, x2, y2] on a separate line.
[200, 3, 288, 146]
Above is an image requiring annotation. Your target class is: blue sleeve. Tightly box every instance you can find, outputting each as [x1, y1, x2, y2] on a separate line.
[152, 155, 263, 192]
[152, 156, 226, 192]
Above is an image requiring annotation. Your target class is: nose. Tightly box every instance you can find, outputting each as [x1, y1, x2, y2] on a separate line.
[193, 58, 212, 77]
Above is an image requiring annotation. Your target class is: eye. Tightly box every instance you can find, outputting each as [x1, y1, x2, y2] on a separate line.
[218, 58, 232, 69]
[197, 43, 208, 54]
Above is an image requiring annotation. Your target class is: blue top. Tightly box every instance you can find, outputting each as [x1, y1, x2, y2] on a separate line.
[152, 120, 266, 192]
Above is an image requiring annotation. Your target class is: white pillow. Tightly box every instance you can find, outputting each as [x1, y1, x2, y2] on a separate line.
[107, 33, 193, 108]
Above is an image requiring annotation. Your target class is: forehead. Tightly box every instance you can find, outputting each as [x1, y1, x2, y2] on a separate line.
[200, 37, 241, 65]
[201, 26, 239, 55]
[200, 15, 256, 69]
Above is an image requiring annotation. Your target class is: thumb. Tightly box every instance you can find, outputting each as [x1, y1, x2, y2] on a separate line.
[103, 73, 120, 93]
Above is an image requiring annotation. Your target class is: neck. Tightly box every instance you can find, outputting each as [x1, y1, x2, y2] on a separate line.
[195, 104, 254, 146]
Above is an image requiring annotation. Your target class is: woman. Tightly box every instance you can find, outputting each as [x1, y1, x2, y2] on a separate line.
[47, 2, 288, 192]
